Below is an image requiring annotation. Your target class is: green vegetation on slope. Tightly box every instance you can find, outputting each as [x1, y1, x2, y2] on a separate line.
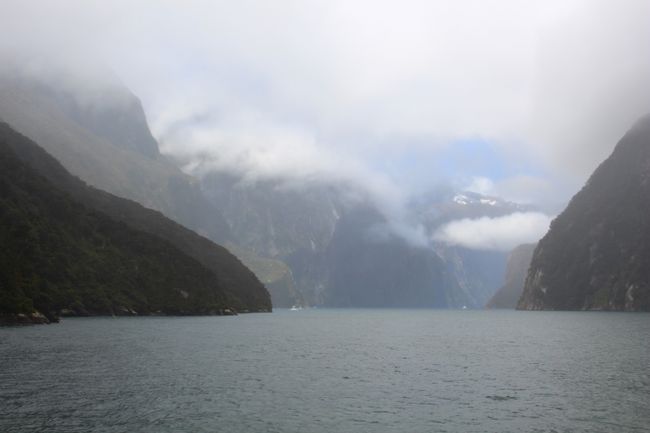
[0, 123, 271, 320]
[0, 70, 283, 309]
[0, 72, 232, 245]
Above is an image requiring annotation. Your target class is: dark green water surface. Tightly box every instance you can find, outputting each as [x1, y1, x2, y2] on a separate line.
[1, 310, 649, 432]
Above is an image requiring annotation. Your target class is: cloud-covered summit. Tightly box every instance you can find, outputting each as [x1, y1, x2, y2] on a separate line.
[2, 0, 648, 250]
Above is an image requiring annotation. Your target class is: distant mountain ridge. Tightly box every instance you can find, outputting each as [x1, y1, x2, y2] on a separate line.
[0, 122, 270, 322]
[486, 243, 536, 309]
[199, 173, 514, 308]
[519, 115, 650, 311]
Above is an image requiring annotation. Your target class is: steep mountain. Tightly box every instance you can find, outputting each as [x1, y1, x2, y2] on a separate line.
[198, 172, 516, 307]
[518, 115, 650, 311]
[0, 66, 296, 306]
[200, 172, 342, 305]
[0, 123, 270, 322]
[436, 247, 508, 308]
[486, 243, 536, 309]
[0, 68, 231, 244]
[0, 63, 521, 310]
[322, 206, 471, 308]
[201, 173, 341, 259]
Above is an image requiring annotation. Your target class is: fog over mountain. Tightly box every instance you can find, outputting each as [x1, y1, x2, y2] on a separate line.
[1, 0, 649, 255]
[2, 3, 650, 431]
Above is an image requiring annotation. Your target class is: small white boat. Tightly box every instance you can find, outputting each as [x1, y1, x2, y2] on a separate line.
[289, 305, 301, 311]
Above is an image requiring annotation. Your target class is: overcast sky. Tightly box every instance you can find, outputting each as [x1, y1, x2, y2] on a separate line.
[2, 0, 649, 249]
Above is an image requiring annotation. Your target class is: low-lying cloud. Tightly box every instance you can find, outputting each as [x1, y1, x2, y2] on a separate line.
[2, 0, 648, 194]
[434, 212, 553, 251]
[1, 0, 648, 250]
[161, 115, 432, 247]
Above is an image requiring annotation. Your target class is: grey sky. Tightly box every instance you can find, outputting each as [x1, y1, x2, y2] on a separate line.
[1, 0, 649, 248]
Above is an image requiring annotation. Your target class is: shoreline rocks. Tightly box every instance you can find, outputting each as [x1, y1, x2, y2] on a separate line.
[0, 311, 58, 326]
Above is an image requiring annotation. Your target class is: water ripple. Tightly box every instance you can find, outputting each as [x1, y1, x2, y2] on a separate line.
[1, 310, 649, 433]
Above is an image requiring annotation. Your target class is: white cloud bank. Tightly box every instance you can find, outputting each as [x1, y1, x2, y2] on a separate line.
[2, 0, 648, 194]
[434, 212, 553, 251]
[0, 0, 648, 249]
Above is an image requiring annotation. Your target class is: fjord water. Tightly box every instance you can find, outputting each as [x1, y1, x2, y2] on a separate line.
[1, 310, 648, 433]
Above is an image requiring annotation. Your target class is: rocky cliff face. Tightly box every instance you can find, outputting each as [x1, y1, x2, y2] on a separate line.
[486, 243, 536, 309]
[201, 173, 341, 260]
[199, 173, 342, 306]
[199, 177, 512, 308]
[518, 115, 650, 311]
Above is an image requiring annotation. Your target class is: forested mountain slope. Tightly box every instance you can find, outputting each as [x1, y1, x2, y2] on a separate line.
[0, 123, 270, 322]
